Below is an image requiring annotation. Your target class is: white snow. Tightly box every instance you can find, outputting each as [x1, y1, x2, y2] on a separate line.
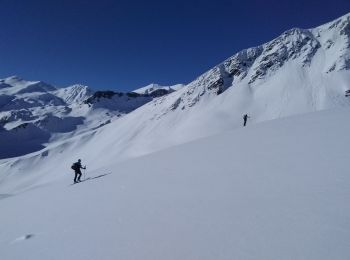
[133, 83, 184, 95]
[0, 76, 56, 95]
[53, 84, 93, 104]
[0, 109, 349, 259]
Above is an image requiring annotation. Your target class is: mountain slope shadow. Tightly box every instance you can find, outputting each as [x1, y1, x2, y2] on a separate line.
[0, 123, 50, 159]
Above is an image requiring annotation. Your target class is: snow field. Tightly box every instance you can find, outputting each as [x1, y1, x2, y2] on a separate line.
[0, 109, 349, 260]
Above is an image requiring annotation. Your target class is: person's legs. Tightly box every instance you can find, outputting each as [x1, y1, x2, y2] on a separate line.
[77, 170, 82, 182]
[74, 171, 78, 183]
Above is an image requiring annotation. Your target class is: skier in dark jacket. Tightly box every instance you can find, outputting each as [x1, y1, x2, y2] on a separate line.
[72, 159, 86, 183]
[243, 114, 250, 127]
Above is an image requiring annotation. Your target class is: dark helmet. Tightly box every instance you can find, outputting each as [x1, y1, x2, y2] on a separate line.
[78, 159, 81, 162]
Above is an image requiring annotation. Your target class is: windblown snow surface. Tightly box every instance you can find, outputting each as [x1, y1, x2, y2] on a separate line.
[0, 109, 349, 260]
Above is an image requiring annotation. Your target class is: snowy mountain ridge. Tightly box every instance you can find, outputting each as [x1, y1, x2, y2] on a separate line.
[157, 12, 350, 116]
[0, 75, 56, 95]
[53, 84, 93, 104]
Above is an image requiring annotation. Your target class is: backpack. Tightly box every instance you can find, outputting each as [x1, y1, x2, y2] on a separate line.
[71, 163, 78, 171]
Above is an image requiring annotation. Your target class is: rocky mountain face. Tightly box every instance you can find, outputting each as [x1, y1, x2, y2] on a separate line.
[158, 13, 350, 116]
[84, 91, 153, 112]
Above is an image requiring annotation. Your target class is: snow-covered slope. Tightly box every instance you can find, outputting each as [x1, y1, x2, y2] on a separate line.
[0, 109, 349, 260]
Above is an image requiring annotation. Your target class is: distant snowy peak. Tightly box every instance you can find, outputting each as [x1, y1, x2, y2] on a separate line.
[54, 84, 93, 104]
[133, 83, 184, 96]
[1, 75, 26, 86]
[0, 76, 56, 95]
[229, 12, 350, 82]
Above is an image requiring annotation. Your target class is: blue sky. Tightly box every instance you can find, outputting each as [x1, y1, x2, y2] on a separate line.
[0, 0, 349, 91]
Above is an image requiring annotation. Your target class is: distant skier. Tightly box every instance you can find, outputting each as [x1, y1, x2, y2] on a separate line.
[71, 159, 86, 183]
[243, 114, 250, 127]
